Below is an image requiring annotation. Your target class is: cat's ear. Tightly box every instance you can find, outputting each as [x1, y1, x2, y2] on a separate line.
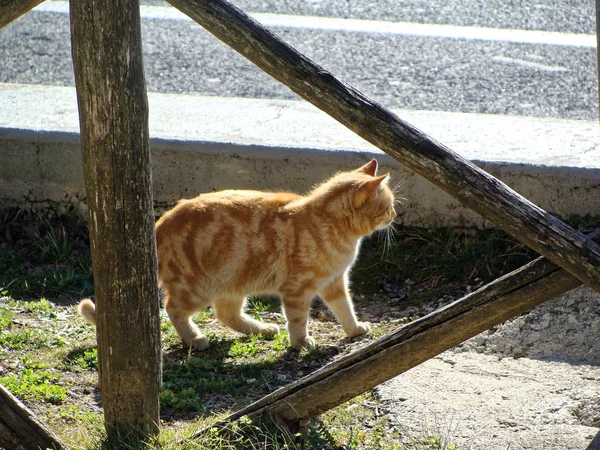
[355, 159, 378, 176]
[353, 173, 390, 208]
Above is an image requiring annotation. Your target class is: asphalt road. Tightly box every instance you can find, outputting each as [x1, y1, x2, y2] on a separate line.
[0, 0, 597, 120]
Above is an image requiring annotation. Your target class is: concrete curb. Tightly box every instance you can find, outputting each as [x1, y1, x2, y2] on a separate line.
[1, 82, 599, 225]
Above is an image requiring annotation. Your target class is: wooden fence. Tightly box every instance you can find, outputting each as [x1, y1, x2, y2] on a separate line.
[0, 0, 598, 447]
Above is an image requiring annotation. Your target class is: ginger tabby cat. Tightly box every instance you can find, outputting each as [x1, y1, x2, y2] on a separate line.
[79, 159, 397, 349]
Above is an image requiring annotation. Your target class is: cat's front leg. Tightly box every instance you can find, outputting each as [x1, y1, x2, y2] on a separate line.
[281, 294, 315, 349]
[320, 275, 370, 338]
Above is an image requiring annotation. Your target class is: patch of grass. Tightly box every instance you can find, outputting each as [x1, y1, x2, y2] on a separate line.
[354, 226, 537, 298]
[247, 296, 280, 315]
[0, 327, 64, 350]
[45, 403, 105, 450]
[0, 206, 93, 299]
[64, 346, 98, 370]
[23, 297, 57, 319]
[272, 331, 289, 352]
[161, 348, 262, 415]
[228, 334, 262, 358]
[0, 357, 67, 404]
[0, 305, 14, 330]
[160, 387, 204, 414]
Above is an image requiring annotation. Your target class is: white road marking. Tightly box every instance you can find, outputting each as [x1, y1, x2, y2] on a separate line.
[34, 1, 596, 48]
[491, 56, 569, 72]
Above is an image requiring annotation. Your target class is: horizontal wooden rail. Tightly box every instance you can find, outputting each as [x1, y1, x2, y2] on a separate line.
[166, 0, 600, 295]
[198, 230, 599, 430]
[0, 0, 45, 29]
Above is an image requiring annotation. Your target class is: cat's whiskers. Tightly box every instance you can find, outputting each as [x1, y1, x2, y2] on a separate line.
[375, 221, 397, 259]
[391, 180, 407, 207]
[385, 222, 398, 256]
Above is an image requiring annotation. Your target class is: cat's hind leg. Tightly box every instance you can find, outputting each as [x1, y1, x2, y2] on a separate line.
[213, 297, 280, 338]
[164, 287, 211, 351]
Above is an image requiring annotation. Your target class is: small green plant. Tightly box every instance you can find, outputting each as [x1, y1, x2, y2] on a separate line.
[46, 404, 101, 426]
[0, 327, 63, 350]
[37, 222, 76, 265]
[193, 307, 215, 324]
[247, 296, 280, 318]
[272, 331, 289, 351]
[23, 297, 57, 319]
[417, 435, 458, 450]
[64, 347, 98, 370]
[228, 334, 261, 358]
[0, 206, 93, 298]
[160, 387, 204, 414]
[1, 368, 67, 404]
[0, 306, 14, 330]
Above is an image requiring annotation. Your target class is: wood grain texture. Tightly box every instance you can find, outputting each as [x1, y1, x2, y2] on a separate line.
[0, 0, 44, 29]
[201, 231, 598, 429]
[0, 383, 63, 449]
[166, 0, 600, 295]
[69, 0, 161, 439]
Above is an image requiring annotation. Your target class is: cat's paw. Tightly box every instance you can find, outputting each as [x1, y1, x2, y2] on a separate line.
[290, 336, 316, 349]
[348, 322, 371, 338]
[188, 336, 210, 351]
[258, 323, 280, 338]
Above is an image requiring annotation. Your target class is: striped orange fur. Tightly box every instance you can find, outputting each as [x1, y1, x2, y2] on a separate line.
[79, 159, 397, 350]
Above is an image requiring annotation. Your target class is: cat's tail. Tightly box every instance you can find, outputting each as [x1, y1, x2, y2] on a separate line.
[77, 298, 97, 325]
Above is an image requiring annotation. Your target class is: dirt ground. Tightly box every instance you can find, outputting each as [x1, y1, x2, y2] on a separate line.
[377, 286, 600, 450]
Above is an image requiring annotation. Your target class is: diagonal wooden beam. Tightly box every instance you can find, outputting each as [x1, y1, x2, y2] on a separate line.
[0, 383, 64, 449]
[0, 0, 45, 29]
[198, 230, 599, 429]
[166, 0, 600, 294]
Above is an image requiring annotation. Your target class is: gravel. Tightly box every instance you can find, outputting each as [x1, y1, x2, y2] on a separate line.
[378, 286, 600, 449]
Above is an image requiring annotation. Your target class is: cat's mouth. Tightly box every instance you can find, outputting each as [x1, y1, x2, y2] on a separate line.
[375, 217, 395, 231]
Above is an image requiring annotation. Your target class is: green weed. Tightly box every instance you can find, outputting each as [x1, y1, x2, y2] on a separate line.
[23, 297, 57, 319]
[247, 296, 280, 316]
[0, 306, 14, 330]
[160, 387, 204, 414]
[354, 226, 536, 297]
[1, 367, 67, 404]
[228, 334, 261, 358]
[0, 206, 93, 299]
[37, 223, 76, 264]
[0, 327, 64, 350]
[272, 331, 289, 351]
[46, 404, 102, 427]
[64, 347, 98, 370]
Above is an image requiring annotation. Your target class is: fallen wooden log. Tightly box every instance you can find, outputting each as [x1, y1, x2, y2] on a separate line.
[0, 383, 64, 449]
[198, 230, 598, 433]
[166, 0, 600, 296]
[0, 0, 45, 29]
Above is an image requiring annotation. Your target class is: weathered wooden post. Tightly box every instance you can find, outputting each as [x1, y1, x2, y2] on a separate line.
[69, 0, 161, 440]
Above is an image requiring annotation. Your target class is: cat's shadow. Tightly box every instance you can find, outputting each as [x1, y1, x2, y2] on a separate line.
[159, 334, 344, 421]
[67, 333, 353, 422]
